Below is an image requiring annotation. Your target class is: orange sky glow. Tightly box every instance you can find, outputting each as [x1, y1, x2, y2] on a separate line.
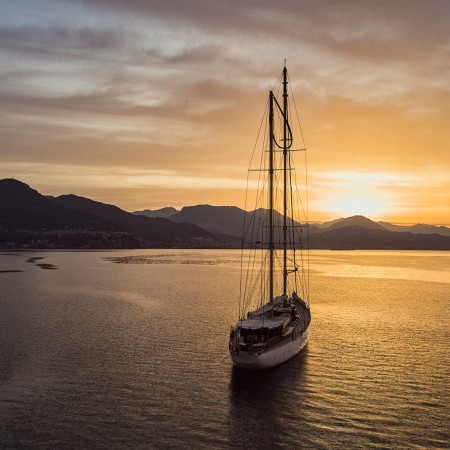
[1, 0, 449, 224]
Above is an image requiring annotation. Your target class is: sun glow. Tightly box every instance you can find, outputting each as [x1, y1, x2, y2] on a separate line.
[327, 193, 388, 218]
[313, 171, 401, 220]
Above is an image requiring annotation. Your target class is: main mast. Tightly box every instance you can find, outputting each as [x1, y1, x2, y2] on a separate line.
[282, 65, 288, 296]
[269, 91, 275, 302]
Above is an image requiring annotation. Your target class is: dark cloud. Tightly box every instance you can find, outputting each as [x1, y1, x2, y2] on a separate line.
[62, 0, 450, 55]
[0, 72, 245, 123]
[0, 24, 126, 51]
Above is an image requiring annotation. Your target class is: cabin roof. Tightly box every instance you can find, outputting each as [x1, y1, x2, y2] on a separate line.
[238, 317, 289, 330]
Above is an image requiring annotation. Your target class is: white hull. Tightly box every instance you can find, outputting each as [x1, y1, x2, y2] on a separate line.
[231, 323, 310, 370]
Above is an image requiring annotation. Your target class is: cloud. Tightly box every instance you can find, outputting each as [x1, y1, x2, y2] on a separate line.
[0, 24, 125, 51]
[0, 25, 130, 77]
[0, 0, 449, 222]
[145, 44, 230, 66]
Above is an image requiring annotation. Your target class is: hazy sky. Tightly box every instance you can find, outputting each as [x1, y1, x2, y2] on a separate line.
[1, 0, 449, 223]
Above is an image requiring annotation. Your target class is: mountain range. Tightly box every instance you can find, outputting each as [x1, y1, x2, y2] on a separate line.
[134, 205, 450, 250]
[1, 178, 450, 250]
[0, 179, 229, 249]
[135, 205, 450, 237]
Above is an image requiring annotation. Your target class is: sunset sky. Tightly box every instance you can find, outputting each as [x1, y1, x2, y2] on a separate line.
[1, 0, 449, 224]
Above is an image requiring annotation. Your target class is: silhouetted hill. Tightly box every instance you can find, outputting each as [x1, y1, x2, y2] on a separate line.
[317, 215, 385, 231]
[0, 179, 227, 248]
[316, 215, 450, 236]
[54, 195, 216, 243]
[170, 205, 246, 236]
[168, 204, 320, 239]
[0, 179, 103, 228]
[152, 204, 450, 250]
[378, 221, 450, 236]
[133, 207, 179, 218]
[309, 225, 450, 250]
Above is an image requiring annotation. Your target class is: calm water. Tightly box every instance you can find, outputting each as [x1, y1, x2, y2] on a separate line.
[0, 250, 449, 449]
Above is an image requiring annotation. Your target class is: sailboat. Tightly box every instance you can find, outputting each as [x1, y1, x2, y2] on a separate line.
[229, 65, 311, 370]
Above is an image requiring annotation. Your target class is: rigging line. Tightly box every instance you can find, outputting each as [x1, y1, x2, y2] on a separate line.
[298, 144, 310, 303]
[269, 71, 283, 93]
[287, 73, 310, 303]
[305, 154, 310, 303]
[240, 97, 270, 317]
[242, 214, 255, 307]
[274, 251, 285, 294]
[289, 140, 307, 227]
[243, 127, 269, 239]
[245, 211, 264, 308]
[249, 250, 268, 308]
[244, 237, 259, 315]
[247, 97, 270, 175]
[245, 101, 269, 227]
[288, 145, 298, 295]
[287, 73, 309, 226]
[245, 210, 267, 312]
[306, 224, 310, 304]
[272, 74, 283, 99]
[245, 243, 259, 306]
[287, 71, 307, 149]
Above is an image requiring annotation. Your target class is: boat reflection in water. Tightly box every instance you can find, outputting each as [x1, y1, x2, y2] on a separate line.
[229, 348, 310, 447]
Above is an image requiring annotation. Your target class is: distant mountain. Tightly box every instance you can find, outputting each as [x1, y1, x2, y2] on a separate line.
[133, 207, 179, 218]
[2, 178, 449, 249]
[310, 215, 450, 237]
[168, 204, 320, 239]
[169, 205, 246, 237]
[143, 205, 450, 250]
[378, 221, 450, 236]
[53, 195, 215, 244]
[309, 225, 450, 250]
[317, 215, 385, 231]
[0, 179, 226, 249]
[0, 178, 99, 227]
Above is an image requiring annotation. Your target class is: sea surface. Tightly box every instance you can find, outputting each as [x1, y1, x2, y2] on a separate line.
[0, 250, 449, 449]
